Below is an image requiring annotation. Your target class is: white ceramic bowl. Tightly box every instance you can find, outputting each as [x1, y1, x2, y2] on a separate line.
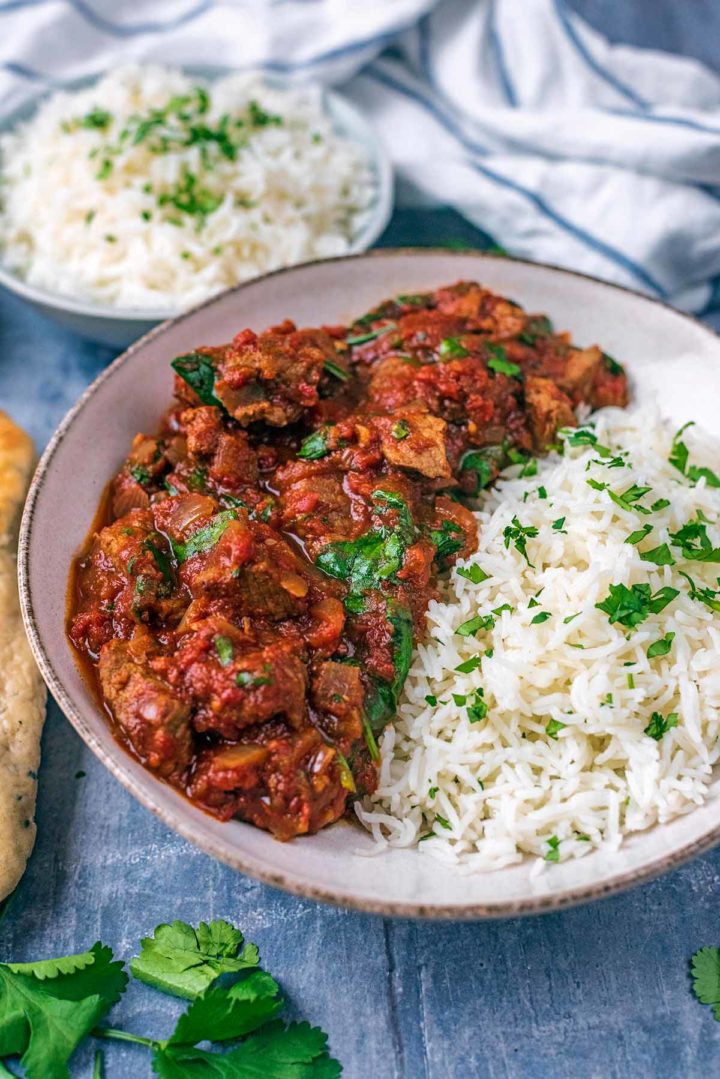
[0, 72, 393, 349]
[19, 250, 720, 918]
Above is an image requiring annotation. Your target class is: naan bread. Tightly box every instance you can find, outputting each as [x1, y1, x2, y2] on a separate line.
[0, 412, 46, 901]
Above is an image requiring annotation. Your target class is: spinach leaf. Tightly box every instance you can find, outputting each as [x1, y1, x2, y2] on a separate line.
[171, 510, 238, 563]
[171, 351, 224, 409]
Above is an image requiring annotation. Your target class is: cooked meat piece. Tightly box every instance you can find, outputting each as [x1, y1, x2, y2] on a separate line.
[524, 375, 576, 450]
[557, 345, 603, 403]
[98, 639, 191, 780]
[190, 727, 348, 840]
[311, 660, 364, 740]
[372, 412, 451, 480]
[182, 405, 259, 490]
[433, 282, 527, 337]
[177, 636, 308, 738]
[212, 324, 337, 426]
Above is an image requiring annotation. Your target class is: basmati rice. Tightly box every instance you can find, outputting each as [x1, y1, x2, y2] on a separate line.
[357, 409, 720, 871]
[0, 65, 376, 309]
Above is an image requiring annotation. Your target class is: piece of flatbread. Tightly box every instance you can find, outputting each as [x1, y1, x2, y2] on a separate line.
[0, 412, 46, 901]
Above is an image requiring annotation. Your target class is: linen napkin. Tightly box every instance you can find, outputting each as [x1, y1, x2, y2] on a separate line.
[2, 0, 720, 312]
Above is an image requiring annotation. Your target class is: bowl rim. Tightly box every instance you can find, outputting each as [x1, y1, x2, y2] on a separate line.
[0, 69, 394, 322]
[18, 247, 720, 919]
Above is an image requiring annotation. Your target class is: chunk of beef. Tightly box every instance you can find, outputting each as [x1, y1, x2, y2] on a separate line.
[70, 510, 182, 652]
[190, 727, 347, 839]
[311, 660, 364, 741]
[557, 345, 603, 403]
[98, 639, 191, 780]
[211, 324, 337, 426]
[433, 282, 527, 338]
[175, 632, 308, 739]
[524, 375, 576, 450]
[372, 411, 451, 480]
[181, 405, 259, 490]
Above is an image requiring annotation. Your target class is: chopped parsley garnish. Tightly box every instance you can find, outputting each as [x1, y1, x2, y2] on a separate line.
[486, 344, 521, 377]
[456, 563, 489, 584]
[297, 428, 330, 460]
[545, 836, 560, 862]
[391, 419, 410, 440]
[130, 464, 151, 486]
[670, 520, 720, 562]
[82, 107, 113, 130]
[647, 632, 675, 659]
[428, 785, 439, 798]
[627, 672, 635, 688]
[669, 421, 720, 487]
[435, 814, 452, 831]
[438, 336, 469, 359]
[456, 614, 494, 637]
[546, 718, 566, 739]
[639, 543, 675, 566]
[538, 486, 547, 499]
[323, 356, 349, 381]
[625, 524, 653, 545]
[651, 498, 671, 511]
[563, 427, 597, 448]
[680, 570, 720, 612]
[214, 635, 234, 667]
[425, 694, 437, 707]
[563, 613, 580, 624]
[236, 667, 272, 688]
[644, 710, 679, 740]
[455, 656, 482, 673]
[503, 516, 539, 567]
[506, 447, 538, 477]
[346, 323, 397, 347]
[531, 611, 552, 624]
[467, 689, 488, 723]
[552, 517, 566, 532]
[595, 582, 679, 628]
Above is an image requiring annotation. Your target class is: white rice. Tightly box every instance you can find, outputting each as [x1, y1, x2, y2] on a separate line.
[357, 409, 720, 871]
[0, 65, 375, 309]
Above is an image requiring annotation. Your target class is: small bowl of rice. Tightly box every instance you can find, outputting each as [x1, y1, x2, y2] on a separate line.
[0, 64, 392, 348]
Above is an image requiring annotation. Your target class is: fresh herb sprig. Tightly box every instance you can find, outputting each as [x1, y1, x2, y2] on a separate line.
[0, 919, 340, 1077]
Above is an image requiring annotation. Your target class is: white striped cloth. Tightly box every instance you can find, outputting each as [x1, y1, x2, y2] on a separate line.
[2, 0, 720, 312]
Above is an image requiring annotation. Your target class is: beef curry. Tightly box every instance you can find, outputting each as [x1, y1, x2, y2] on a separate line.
[68, 281, 628, 840]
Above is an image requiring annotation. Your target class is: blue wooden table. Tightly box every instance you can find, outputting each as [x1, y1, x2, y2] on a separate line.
[2, 7, 720, 1077]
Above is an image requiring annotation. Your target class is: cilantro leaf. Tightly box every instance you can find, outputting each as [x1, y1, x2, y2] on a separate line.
[153, 1020, 341, 1079]
[168, 971, 282, 1046]
[639, 543, 675, 566]
[456, 563, 489, 584]
[691, 947, 720, 1021]
[131, 920, 258, 1000]
[546, 719, 566, 739]
[0, 942, 127, 1079]
[486, 344, 521, 377]
[503, 516, 539, 567]
[595, 582, 678, 628]
[647, 632, 675, 659]
[644, 710, 679, 741]
[438, 336, 469, 359]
